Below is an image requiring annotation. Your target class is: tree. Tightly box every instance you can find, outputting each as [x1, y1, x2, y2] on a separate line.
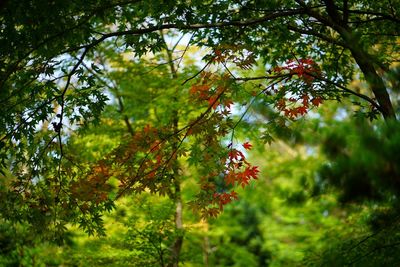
[0, 0, 399, 244]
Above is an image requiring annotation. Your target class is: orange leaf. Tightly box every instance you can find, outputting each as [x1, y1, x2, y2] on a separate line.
[190, 84, 210, 95]
[208, 96, 220, 109]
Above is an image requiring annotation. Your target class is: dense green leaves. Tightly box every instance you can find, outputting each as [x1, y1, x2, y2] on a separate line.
[1, 0, 400, 265]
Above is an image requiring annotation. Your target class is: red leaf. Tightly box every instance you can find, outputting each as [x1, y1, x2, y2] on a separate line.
[228, 149, 245, 161]
[244, 166, 260, 180]
[302, 95, 309, 106]
[242, 141, 253, 150]
[296, 106, 308, 116]
[311, 97, 323, 107]
[224, 172, 236, 186]
[190, 84, 210, 95]
[223, 99, 234, 109]
[230, 190, 238, 200]
[276, 98, 286, 110]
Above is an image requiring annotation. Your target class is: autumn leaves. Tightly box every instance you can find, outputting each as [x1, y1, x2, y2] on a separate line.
[85, 48, 324, 219]
[185, 49, 324, 215]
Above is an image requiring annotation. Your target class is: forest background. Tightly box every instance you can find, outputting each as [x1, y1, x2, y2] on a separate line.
[0, 0, 399, 266]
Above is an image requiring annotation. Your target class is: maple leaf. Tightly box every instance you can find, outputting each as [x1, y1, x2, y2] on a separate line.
[230, 190, 238, 200]
[214, 191, 240, 210]
[202, 207, 220, 219]
[299, 58, 310, 64]
[276, 98, 286, 110]
[147, 170, 156, 179]
[190, 84, 210, 95]
[208, 95, 220, 109]
[273, 66, 283, 73]
[302, 95, 309, 106]
[237, 173, 250, 188]
[224, 172, 236, 186]
[244, 166, 260, 180]
[242, 141, 253, 150]
[144, 124, 152, 133]
[311, 97, 323, 107]
[296, 106, 308, 116]
[223, 99, 234, 109]
[228, 149, 244, 161]
[220, 193, 231, 205]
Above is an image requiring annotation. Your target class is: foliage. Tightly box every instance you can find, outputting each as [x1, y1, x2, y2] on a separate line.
[1, 0, 400, 266]
[0, 219, 68, 266]
[303, 118, 400, 266]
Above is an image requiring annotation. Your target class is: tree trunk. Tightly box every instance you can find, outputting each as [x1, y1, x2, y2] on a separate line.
[349, 48, 396, 120]
[202, 220, 210, 267]
[320, 0, 396, 120]
[161, 30, 184, 267]
[169, 183, 184, 267]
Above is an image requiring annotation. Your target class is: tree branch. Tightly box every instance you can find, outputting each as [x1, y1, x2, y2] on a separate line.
[286, 24, 347, 47]
[323, 0, 344, 26]
[233, 72, 383, 113]
[343, 9, 400, 23]
[1, 0, 141, 89]
[343, 0, 349, 25]
[80, 60, 135, 136]
[310, 73, 382, 112]
[61, 9, 306, 54]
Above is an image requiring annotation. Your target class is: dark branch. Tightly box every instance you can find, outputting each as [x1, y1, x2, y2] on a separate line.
[61, 9, 306, 55]
[286, 24, 347, 47]
[343, 0, 349, 25]
[344, 9, 400, 24]
[323, 0, 343, 25]
[233, 73, 382, 113]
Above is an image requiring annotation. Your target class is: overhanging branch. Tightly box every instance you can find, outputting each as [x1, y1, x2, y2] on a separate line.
[233, 73, 383, 113]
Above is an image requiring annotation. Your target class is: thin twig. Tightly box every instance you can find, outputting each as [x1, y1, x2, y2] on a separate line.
[181, 60, 212, 85]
